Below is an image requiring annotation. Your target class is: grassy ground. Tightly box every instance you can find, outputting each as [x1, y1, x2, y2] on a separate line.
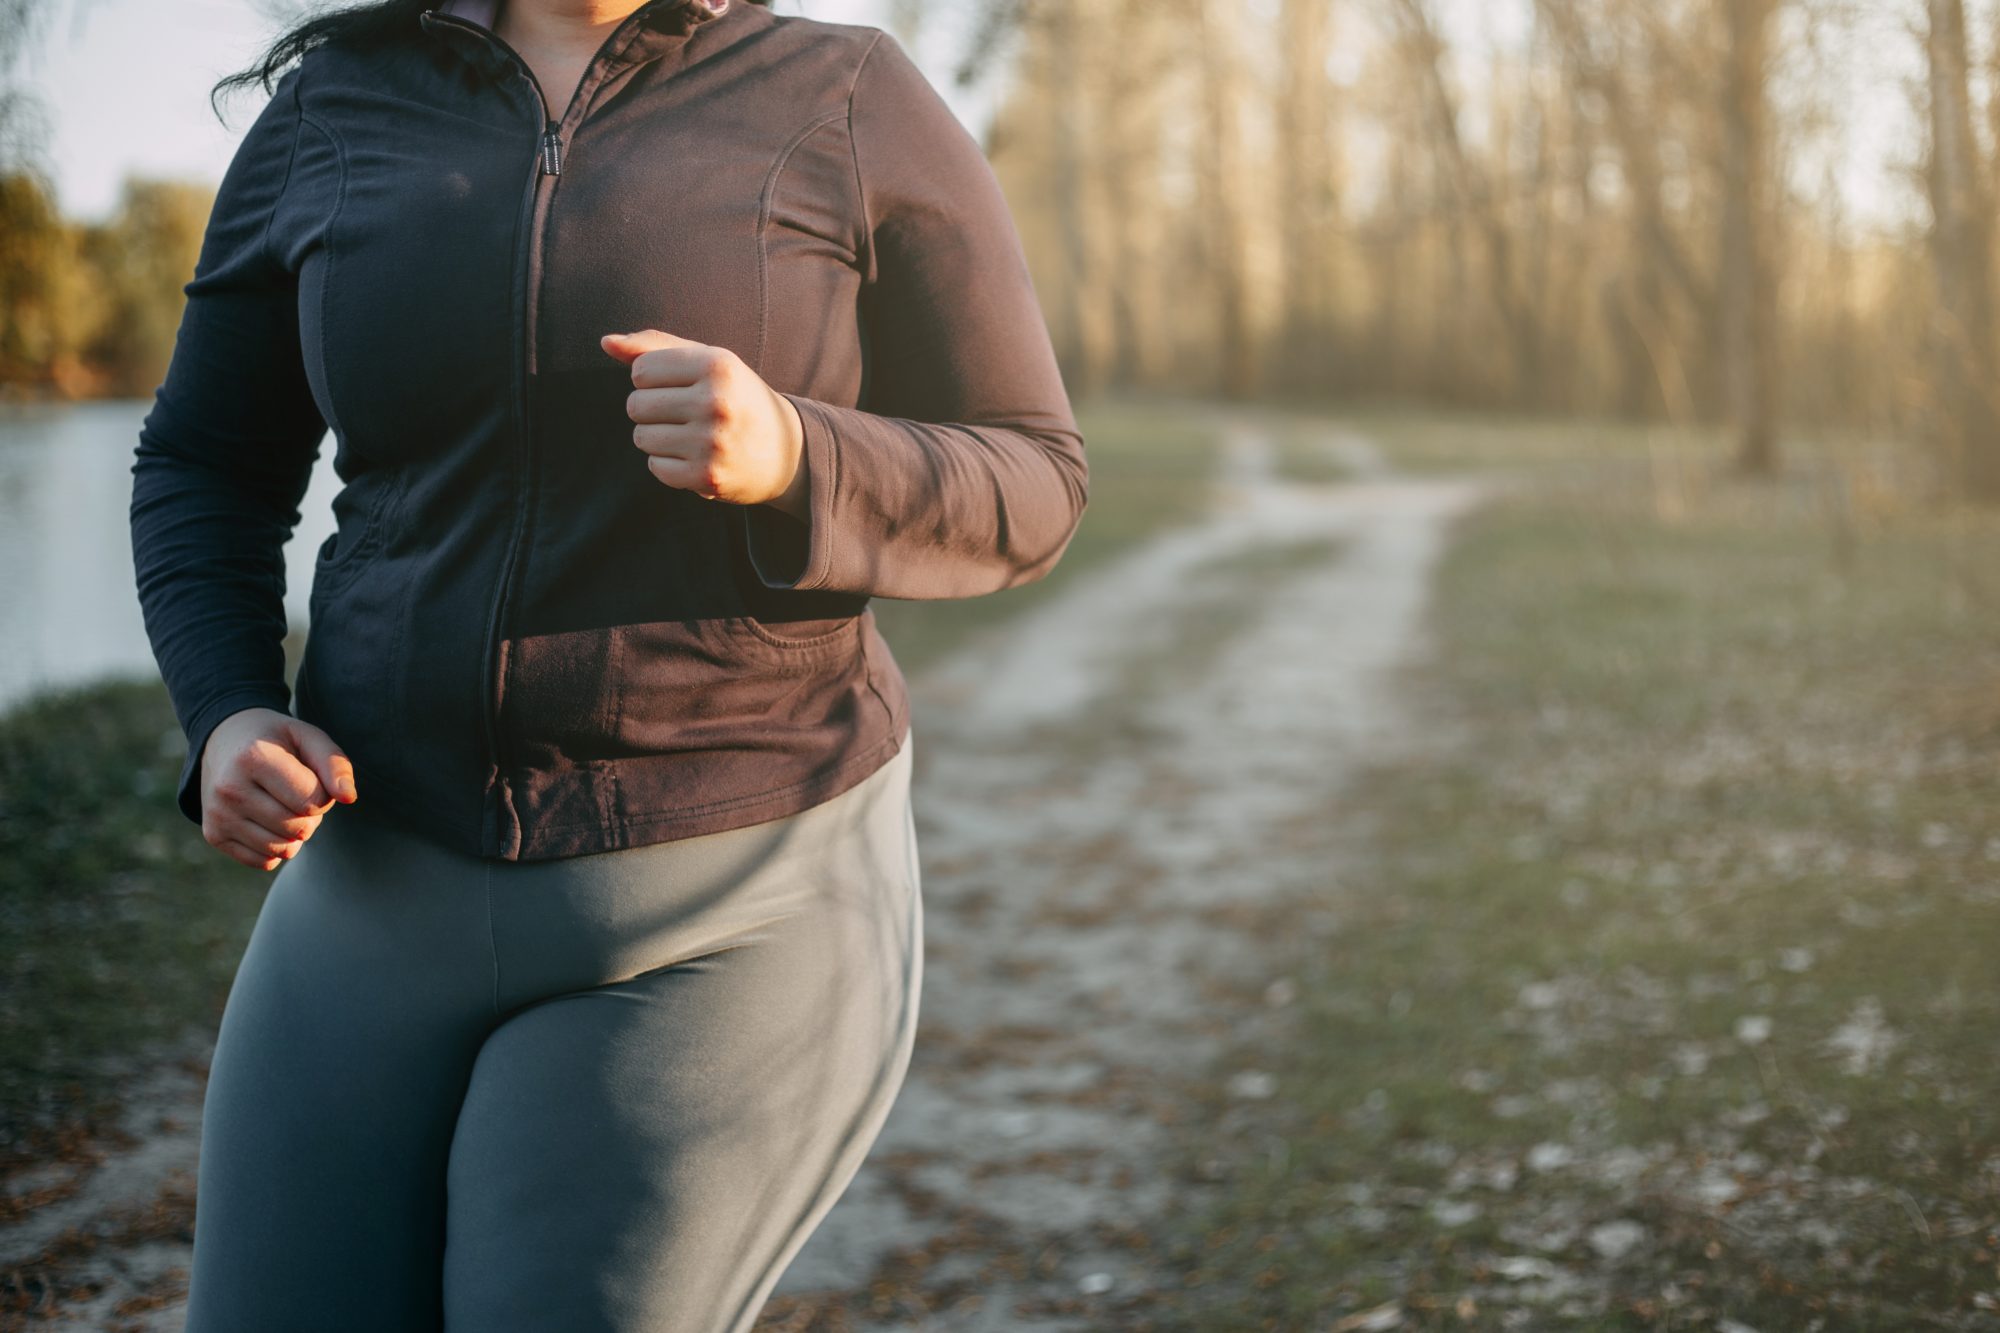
[0, 673, 296, 1161]
[1156, 423, 2000, 1330]
[0, 392, 1218, 1160]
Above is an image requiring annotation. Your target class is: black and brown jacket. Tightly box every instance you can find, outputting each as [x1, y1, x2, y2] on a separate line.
[128, 0, 1087, 861]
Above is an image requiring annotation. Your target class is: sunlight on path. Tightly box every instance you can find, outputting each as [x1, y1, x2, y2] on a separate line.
[770, 414, 1490, 1328]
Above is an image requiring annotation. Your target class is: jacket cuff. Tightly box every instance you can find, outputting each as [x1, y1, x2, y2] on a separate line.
[742, 391, 837, 592]
[174, 686, 294, 827]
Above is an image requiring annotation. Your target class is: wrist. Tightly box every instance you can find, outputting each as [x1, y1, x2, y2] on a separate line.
[767, 393, 810, 522]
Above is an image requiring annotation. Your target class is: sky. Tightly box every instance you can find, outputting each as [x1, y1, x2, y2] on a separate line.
[23, 0, 1008, 223]
[22, 0, 1965, 236]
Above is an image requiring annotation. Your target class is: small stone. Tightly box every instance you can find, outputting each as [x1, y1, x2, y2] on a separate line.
[1518, 981, 1562, 1010]
[1692, 1169, 1743, 1206]
[1331, 1301, 1404, 1331]
[1077, 1272, 1114, 1295]
[1824, 996, 1900, 1076]
[1490, 1255, 1557, 1281]
[1429, 1199, 1481, 1227]
[1526, 1142, 1575, 1172]
[1228, 1070, 1277, 1100]
[1587, 1219, 1646, 1260]
[1670, 1042, 1710, 1076]
[1734, 1014, 1773, 1045]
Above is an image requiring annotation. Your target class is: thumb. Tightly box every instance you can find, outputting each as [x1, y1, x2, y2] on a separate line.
[284, 718, 358, 804]
[599, 328, 696, 365]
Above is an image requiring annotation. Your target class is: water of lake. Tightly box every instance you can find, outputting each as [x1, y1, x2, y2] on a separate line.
[0, 399, 342, 716]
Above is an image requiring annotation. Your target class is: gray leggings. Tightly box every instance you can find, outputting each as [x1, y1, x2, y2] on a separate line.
[183, 731, 922, 1332]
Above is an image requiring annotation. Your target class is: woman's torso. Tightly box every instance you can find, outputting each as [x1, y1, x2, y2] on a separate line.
[272, 0, 911, 861]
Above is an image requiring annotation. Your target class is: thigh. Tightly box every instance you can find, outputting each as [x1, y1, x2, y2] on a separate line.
[441, 782, 924, 1333]
[184, 807, 498, 1333]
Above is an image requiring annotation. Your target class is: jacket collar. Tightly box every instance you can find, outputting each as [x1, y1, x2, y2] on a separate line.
[418, 0, 741, 87]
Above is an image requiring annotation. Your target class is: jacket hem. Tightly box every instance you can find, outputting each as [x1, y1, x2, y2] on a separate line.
[344, 726, 910, 862]
[516, 725, 908, 860]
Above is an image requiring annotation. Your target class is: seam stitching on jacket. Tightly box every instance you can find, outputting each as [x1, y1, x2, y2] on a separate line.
[297, 109, 349, 449]
[847, 30, 885, 288]
[528, 730, 900, 834]
[331, 87, 510, 136]
[256, 63, 310, 274]
[859, 617, 898, 739]
[754, 110, 846, 376]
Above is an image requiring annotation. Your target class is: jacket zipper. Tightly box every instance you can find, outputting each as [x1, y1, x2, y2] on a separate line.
[421, 8, 639, 852]
[539, 119, 563, 176]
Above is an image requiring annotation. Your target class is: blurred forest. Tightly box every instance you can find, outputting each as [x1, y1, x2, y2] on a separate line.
[978, 0, 2000, 503]
[6, 0, 2000, 503]
[0, 0, 210, 399]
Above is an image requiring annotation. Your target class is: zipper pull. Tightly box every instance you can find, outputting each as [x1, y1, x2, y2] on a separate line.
[539, 121, 563, 176]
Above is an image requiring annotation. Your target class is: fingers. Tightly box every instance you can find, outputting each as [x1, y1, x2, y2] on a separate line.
[602, 332, 729, 390]
[205, 780, 318, 858]
[200, 724, 345, 868]
[644, 454, 721, 500]
[234, 734, 333, 815]
[626, 384, 710, 427]
[285, 718, 358, 804]
[231, 782, 319, 844]
[631, 421, 700, 460]
[598, 328, 701, 372]
[222, 814, 307, 861]
[205, 800, 314, 866]
[215, 838, 285, 872]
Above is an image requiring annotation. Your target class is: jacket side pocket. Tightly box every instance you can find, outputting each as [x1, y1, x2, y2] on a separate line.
[310, 467, 404, 601]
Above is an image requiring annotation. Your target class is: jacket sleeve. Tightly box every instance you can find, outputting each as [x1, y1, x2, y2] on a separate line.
[740, 29, 1088, 601]
[128, 64, 327, 829]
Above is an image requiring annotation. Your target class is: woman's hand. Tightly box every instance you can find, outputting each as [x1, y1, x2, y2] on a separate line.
[599, 329, 809, 522]
[199, 706, 357, 871]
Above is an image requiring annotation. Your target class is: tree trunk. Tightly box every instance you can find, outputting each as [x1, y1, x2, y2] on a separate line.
[1194, 0, 1257, 399]
[1043, 0, 1108, 397]
[1277, 0, 1339, 390]
[1719, 0, 1780, 476]
[1925, 0, 2000, 501]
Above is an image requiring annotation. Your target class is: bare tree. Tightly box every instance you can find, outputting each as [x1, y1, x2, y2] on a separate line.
[1277, 0, 1342, 387]
[1194, 0, 1258, 398]
[1718, 0, 1781, 476]
[1540, 0, 1714, 420]
[1924, 0, 2000, 499]
[1390, 0, 1547, 405]
[0, 0, 55, 176]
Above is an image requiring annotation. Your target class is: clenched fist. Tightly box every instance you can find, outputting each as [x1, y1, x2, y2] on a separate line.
[599, 329, 809, 521]
[199, 706, 357, 871]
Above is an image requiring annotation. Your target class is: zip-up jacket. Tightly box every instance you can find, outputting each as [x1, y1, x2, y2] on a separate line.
[128, 0, 1087, 861]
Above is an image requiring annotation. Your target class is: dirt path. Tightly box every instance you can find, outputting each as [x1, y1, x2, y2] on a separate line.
[1, 411, 1487, 1331]
[764, 415, 1488, 1328]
